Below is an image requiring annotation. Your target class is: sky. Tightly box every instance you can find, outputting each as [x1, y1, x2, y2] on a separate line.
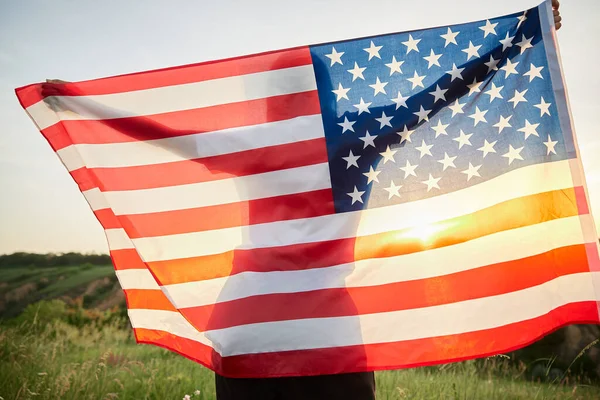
[0, 0, 599, 255]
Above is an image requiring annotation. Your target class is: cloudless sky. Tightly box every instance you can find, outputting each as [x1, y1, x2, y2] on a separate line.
[0, 0, 598, 254]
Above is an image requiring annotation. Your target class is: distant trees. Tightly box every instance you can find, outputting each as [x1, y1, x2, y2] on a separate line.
[0, 252, 111, 268]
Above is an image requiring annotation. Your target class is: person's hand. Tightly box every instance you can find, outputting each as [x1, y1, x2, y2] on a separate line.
[41, 79, 77, 111]
[41, 79, 71, 98]
[552, 0, 562, 30]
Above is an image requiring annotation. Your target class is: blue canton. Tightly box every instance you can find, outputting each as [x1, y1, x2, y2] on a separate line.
[310, 5, 572, 213]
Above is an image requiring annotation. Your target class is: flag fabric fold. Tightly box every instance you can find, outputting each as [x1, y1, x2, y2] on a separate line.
[15, 0, 600, 378]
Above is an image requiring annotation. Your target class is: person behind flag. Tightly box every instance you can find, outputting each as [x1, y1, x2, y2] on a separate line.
[40, 1, 562, 399]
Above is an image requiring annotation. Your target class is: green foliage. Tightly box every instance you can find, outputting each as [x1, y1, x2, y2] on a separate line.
[10, 299, 128, 330]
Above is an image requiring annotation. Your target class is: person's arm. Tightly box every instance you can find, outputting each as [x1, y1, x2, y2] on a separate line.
[553, 0, 562, 30]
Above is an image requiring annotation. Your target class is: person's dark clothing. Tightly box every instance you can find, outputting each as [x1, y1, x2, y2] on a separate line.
[215, 371, 376, 400]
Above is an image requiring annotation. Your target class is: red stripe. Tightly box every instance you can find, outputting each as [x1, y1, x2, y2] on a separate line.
[124, 289, 177, 311]
[575, 185, 590, 215]
[41, 90, 320, 150]
[120, 189, 335, 238]
[134, 301, 600, 378]
[180, 244, 589, 331]
[79, 138, 327, 191]
[110, 249, 147, 271]
[94, 208, 120, 230]
[16, 47, 312, 108]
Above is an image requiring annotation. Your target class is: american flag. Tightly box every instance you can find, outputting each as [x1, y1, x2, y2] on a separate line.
[16, 0, 600, 378]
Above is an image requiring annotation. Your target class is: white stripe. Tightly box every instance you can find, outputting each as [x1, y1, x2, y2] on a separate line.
[82, 188, 110, 211]
[207, 272, 600, 356]
[105, 229, 134, 250]
[105, 163, 331, 215]
[127, 272, 599, 357]
[116, 269, 159, 290]
[161, 216, 587, 308]
[57, 115, 325, 171]
[56, 146, 85, 172]
[130, 160, 574, 261]
[26, 65, 317, 130]
[128, 309, 216, 350]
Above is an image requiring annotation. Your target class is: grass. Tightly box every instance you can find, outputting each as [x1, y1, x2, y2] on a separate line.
[1, 316, 599, 400]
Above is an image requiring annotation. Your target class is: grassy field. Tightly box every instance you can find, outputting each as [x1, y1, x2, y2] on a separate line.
[1, 303, 599, 400]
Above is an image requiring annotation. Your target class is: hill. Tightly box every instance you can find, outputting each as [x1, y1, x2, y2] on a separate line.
[0, 252, 124, 319]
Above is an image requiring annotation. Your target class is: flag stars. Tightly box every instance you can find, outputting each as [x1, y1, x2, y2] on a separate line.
[423, 49, 442, 68]
[467, 78, 483, 96]
[347, 62, 366, 81]
[484, 55, 500, 73]
[518, 119, 540, 139]
[402, 34, 421, 53]
[342, 150, 361, 169]
[534, 97, 552, 117]
[422, 174, 441, 191]
[469, 106, 488, 126]
[517, 12, 527, 29]
[544, 135, 558, 155]
[384, 181, 402, 199]
[400, 159, 418, 178]
[484, 83, 504, 102]
[516, 34, 534, 54]
[353, 98, 372, 115]
[441, 27, 460, 47]
[363, 41, 383, 60]
[414, 106, 431, 123]
[379, 145, 397, 164]
[332, 83, 350, 101]
[363, 166, 381, 184]
[462, 41, 482, 60]
[370, 77, 388, 96]
[478, 140, 497, 158]
[429, 85, 448, 103]
[392, 91, 409, 110]
[524, 63, 544, 82]
[437, 152, 457, 171]
[398, 125, 416, 144]
[325, 47, 344, 66]
[499, 32, 515, 51]
[347, 186, 365, 204]
[415, 139, 434, 158]
[493, 115, 512, 133]
[454, 130, 473, 149]
[338, 116, 356, 133]
[407, 71, 426, 89]
[446, 63, 465, 82]
[431, 120, 449, 137]
[500, 59, 519, 77]
[359, 131, 377, 148]
[503, 145, 524, 165]
[385, 56, 404, 75]
[480, 20, 498, 37]
[376, 111, 393, 128]
[448, 99, 466, 117]
[508, 89, 528, 108]
[462, 163, 482, 181]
